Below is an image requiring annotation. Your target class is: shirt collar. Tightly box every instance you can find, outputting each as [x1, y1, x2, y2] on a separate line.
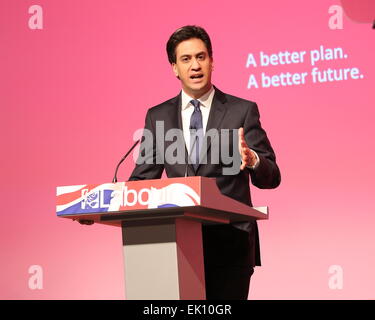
[181, 86, 215, 110]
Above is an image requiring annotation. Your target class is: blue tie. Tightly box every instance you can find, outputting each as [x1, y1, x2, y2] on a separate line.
[189, 99, 203, 171]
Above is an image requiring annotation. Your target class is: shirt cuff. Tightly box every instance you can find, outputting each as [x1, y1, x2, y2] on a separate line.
[246, 150, 260, 170]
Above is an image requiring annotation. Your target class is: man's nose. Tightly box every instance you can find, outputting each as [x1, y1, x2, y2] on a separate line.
[191, 58, 201, 70]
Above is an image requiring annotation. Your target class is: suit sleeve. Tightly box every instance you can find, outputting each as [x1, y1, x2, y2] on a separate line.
[244, 102, 281, 189]
[128, 109, 164, 181]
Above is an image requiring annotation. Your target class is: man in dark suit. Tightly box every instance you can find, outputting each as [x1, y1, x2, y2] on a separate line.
[129, 25, 281, 300]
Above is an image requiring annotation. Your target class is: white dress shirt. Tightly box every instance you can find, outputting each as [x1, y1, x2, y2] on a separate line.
[181, 86, 215, 154]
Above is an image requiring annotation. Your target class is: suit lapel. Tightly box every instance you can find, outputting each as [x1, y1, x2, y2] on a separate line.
[198, 87, 228, 170]
[205, 87, 227, 135]
[174, 92, 183, 131]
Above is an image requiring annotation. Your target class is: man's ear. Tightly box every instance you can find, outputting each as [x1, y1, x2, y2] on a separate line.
[172, 63, 179, 78]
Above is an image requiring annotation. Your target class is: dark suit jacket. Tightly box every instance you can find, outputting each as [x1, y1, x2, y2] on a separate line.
[129, 86, 281, 267]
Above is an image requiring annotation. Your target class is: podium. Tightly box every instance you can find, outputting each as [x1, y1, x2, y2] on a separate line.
[56, 176, 268, 300]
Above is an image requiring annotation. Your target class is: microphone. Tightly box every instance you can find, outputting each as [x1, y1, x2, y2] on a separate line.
[112, 139, 140, 183]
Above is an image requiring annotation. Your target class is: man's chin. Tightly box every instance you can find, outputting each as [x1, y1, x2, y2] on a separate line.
[188, 83, 211, 95]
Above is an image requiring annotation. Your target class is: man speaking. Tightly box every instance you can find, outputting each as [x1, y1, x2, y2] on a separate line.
[129, 25, 281, 300]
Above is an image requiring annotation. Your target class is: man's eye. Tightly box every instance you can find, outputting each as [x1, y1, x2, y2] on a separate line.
[182, 57, 189, 62]
[198, 55, 205, 60]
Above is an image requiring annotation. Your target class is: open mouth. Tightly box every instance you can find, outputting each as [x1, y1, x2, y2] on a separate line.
[190, 74, 204, 80]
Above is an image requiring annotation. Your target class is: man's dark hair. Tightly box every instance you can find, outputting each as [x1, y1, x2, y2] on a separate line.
[166, 25, 213, 64]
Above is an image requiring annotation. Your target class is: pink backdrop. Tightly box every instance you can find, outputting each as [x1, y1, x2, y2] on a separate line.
[1, 0, 374, 299]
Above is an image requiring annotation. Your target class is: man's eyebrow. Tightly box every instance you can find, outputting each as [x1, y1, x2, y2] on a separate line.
[179, 51, 206, 59]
